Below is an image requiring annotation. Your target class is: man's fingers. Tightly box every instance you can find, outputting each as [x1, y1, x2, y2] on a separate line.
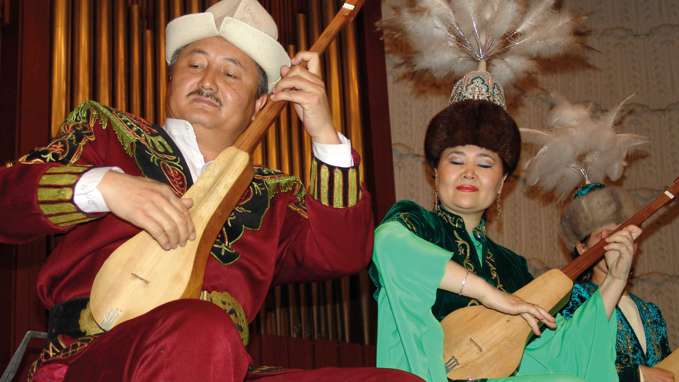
[150, 203, 182, 249]
[273, 75, 323, 97]
[180, 198, 196, 240]
[164, 195, 194, 244]
[143, 216, 172, 250]
[279, 64, 323, 85]
[270, 89, 315, 106]
[291, 51, 321, 75]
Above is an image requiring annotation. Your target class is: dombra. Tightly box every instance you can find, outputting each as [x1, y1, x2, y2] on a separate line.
[89, 0, 366, 332]
[656, 348, 679, 377]
[442, 176, 679, 379]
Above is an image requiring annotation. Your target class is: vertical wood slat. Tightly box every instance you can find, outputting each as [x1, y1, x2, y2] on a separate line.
[340, 6, 368, 344]
[297, 9, 323, 341]
[129, 4, 141, 115]
[266, 120, 279, 169]
[50, 0, 69, 136]
[322, 0, 347, 342]
[341, 17, 364, 180]
[114, 0, 127, 111]
[156, 0, 167, 122]
[279, 106, 291, 174]
[73, 0, 90, 106]
[96, 0, 111, 106]
[297, 13, 312, 187]
[322, 0, 344, 134]
[288, 44, 302, 179]
[143, 30, 155, 122]
[170, 0, 182, 19]
[187, 0, 200, 13]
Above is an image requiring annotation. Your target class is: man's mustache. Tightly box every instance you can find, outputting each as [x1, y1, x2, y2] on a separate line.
[188, 88, 222, 107]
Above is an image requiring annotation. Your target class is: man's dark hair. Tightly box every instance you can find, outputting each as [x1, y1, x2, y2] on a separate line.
[169, 46, 268, 98]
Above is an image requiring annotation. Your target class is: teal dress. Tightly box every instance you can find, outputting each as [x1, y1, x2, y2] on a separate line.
[561, 282, 671, 382]
[370, 201, 620, 382]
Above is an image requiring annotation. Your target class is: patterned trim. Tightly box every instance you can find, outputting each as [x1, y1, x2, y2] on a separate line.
[200, 290, 250, 346]
[38, 165, 97, 227]
[309, 157, 361, 208]
[28, 336, 94, 381]
[75, 101, 192, 196]
[210, 167, 307, 265]
[485, 250, 506, 292]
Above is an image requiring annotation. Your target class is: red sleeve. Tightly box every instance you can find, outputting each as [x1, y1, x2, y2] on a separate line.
[272, 154, 374, 284]
[0, 101, 118, 244]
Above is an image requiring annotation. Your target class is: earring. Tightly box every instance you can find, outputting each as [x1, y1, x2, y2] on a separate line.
[495, 193, 503, 217]
[433, 189, 440, 210]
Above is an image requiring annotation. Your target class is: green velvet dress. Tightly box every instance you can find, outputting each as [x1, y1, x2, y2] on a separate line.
[370, 200, 620, 382]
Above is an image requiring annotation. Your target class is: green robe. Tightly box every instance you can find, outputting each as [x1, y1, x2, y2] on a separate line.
[370, 200, 619, 382]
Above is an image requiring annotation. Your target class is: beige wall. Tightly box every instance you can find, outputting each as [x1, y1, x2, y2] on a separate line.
[383, 0, 679, 348]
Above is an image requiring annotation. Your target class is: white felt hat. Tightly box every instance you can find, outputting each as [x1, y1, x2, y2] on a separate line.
[166, 0, 290, 92]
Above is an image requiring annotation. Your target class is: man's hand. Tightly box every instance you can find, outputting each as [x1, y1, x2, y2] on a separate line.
[269, 51, 339, 145]
[640, 365, 675, 382]
[98, 171, 195, 250]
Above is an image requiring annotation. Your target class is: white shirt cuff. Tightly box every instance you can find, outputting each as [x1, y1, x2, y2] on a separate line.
[311, 132, 354, 168]
[74, 167, 124, 213]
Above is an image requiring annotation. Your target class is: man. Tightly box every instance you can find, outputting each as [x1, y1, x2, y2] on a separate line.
[0, 1, 422, 381]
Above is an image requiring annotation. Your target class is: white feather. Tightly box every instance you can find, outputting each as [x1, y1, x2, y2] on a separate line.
[379, 0, 583, 91]
[522, 95, 648, 198]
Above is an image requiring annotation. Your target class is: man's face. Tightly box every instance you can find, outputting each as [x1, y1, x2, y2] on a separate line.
[166, 36, 265, 139]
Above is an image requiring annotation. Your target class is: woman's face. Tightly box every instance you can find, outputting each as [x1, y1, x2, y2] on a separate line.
[435, 145, 506, 219]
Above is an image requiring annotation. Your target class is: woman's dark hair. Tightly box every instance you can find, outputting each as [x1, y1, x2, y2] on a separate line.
[424, 99, 521, 175]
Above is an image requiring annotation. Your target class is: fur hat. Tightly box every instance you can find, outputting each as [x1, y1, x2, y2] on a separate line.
[560, 186, 638, 249]
[424, 99, 521, 174]
[165, 0, 290, 92]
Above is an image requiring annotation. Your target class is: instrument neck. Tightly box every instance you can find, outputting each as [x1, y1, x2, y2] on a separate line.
[233, 1, 364, 155]
[561, 187, 675, 280]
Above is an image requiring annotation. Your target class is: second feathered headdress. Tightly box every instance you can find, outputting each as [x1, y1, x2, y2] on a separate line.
[521, 94, 648, 200]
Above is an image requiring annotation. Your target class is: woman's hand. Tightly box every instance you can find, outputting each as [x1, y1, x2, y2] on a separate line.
[640, 365, 675, 382]
[478, 290, 557, 336]
[439, 261, 555, 335]
[603, 225, 642, 281]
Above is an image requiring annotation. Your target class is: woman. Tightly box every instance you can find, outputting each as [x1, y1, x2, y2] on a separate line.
[371, 99, 641, 382]
[560, 186, 673, 382]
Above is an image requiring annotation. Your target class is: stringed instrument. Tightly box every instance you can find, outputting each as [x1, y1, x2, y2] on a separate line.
[656, 348, 679, 377]
[89, 0, 365, 331]
[442, 177, 679, 379]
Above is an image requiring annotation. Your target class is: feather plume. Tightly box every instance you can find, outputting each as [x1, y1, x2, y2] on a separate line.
[521, 95, 648, 200]
[378, 0, 585, 94]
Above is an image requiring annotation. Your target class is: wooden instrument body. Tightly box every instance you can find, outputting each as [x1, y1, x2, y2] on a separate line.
[656, 348, 679, 377]
[90, 147, 252, 330]
[442, 269, 573, 379]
